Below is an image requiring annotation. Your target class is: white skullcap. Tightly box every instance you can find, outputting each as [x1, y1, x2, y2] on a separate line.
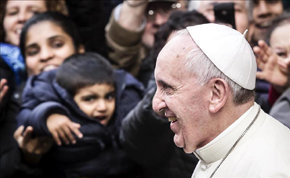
[186, 23, 256, 90]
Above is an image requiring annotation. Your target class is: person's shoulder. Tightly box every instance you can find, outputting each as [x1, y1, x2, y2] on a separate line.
[114, 69, 144, 91]
[22, 70, 58, 103]
[279, 87, 290, 100]
[36, 69, 57, 80]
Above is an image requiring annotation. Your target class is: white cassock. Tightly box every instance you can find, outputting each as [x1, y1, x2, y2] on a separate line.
[192, 103, 290, 178]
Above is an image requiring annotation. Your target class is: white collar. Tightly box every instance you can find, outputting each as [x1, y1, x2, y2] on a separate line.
[193, 103, 260, 164]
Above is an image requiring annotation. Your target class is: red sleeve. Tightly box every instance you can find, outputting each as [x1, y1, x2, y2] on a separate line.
[268, 85, 281, 106]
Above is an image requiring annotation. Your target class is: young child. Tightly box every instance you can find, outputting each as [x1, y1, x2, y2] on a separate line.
[17, 52, 144, 177]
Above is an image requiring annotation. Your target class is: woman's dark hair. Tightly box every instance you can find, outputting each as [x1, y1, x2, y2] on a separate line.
[266, 11, 290, 44]
[19, 11, 82, 58]
[56, 52, 114, 96]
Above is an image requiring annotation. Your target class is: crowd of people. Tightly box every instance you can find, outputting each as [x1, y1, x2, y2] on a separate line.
[0, 0, 289, 177]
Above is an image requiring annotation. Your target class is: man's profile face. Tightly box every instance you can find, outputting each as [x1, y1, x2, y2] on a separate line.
[152, 34, 212, 153]
[197, 0, 248, 33]
[252, 0, 283, 41]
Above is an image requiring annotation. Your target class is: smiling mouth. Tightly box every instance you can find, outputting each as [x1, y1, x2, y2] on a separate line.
[168, 116, 177, 122]
[255, 22, 272, 30]
[43, 65, 58, 72]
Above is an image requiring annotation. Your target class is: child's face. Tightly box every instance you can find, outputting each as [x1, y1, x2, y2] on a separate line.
[73, 83, 115, 126]
[270, 24, 290, 61]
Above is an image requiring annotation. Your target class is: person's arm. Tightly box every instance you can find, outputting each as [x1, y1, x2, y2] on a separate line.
[46, 113, 83, 146]
[105, 0, 148, 76]
[119, 0, 147, 30]
[17, 101, 83, 145]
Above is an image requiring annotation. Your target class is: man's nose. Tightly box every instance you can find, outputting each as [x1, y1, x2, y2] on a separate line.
[152, 89, 167, 115]
[257, 1, 271, 17]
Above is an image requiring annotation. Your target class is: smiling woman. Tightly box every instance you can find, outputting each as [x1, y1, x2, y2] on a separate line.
[0, 0, 67, 45]
[22, 21, 76, 76]
[0, 0, 67, 85]
[19, 11, 83, 77]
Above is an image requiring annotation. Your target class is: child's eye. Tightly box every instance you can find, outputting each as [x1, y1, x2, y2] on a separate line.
[105, 92, 115, 101]
[82, 95, 97, 102]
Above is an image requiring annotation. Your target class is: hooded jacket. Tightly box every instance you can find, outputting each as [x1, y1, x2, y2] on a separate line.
[16, 69, 144, 177]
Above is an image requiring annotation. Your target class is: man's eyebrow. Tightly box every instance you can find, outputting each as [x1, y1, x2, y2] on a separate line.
[157, 79, 174, 89]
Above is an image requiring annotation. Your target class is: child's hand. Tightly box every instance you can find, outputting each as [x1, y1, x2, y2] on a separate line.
[47, 114, 83, 146]
[253, 40, 290, 92]
[0, 79, 8, 103]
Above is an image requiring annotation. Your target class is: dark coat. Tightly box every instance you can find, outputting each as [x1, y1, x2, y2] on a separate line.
[17, 69, 144, 177]
[255, 78, 271, 113]
[0, 57, 40, 178]
[0, 57, 20, 178]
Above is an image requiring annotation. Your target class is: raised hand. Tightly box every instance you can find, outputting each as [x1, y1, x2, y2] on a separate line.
[46, 114, 83, 146]
[14, 125, 53, 155]
[253, 40, 290, 92]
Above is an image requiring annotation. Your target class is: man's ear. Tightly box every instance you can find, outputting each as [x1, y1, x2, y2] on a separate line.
[208, 78, 229, 113]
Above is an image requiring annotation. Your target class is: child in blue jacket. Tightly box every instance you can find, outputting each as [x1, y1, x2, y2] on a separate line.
[17, 52, 144, 177]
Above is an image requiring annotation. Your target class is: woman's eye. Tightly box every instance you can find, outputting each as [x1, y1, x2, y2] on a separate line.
[51, 40, 64, 48]
[31, 9, 41, 15]
[235, 7, 243, 13]
[26, 47, 39, 56]
[6, 9, 18, 16]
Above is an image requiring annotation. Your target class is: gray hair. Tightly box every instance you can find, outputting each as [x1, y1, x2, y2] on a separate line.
[176, 30, 254, 105]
